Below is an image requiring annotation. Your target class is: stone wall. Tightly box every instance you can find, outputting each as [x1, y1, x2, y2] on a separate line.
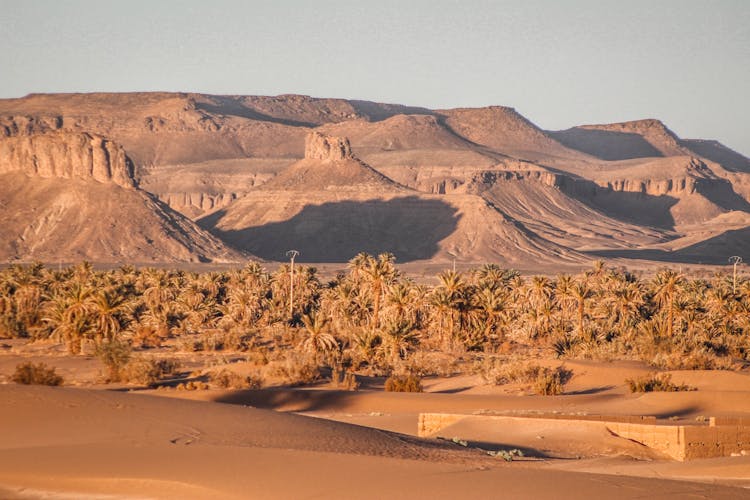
[418, 412, 750, 461]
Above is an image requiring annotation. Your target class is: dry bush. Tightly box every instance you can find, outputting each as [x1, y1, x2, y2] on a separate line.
[330, 367, 359, 390]
[176, 380, 210, 391]
[222, 329, 257, 351]
[265, 351, 320, 386]
[407, 350, 460, 377]
[199, 330, 226, 351]
[625, 373, 695, 393]
[480, 358, 572, 395]
[132, 325, 165, 348]
[95, 339, 132, 382]
[209, 369, 262, 389]
[12, 362, 63, 386]
[480, 358, 540, 385]
[533, 366, 573, 395]
[190, 329, 257, 353]
[384, 374, 423, 392]
[649, 347, 735, 371]
[244, 348, 270, 366]
[176, 334, 203, 352]
[122, 357, 181, 386]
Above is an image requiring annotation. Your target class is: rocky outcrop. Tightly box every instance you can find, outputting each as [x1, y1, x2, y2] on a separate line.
[304, 131, 353, 161]
[1, 115, 65, 136]
[258, 132, 404, 192]
[0, 131, 135, 188]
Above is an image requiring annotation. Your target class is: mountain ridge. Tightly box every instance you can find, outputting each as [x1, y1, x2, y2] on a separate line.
[0, 92, 747, 266]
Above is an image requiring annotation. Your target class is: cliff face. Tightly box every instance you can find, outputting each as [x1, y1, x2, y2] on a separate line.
[0, 92, 748, 266]
[0, 129, 135, 189]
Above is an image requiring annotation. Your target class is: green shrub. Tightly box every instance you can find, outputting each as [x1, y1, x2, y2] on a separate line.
[626, 373, 695, 393]
[384, 374, 423, 392]
[12, 362, 63, 386]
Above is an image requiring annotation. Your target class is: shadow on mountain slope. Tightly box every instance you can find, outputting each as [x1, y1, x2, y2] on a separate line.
[680, 139, 750, 173]
[555, 177, 679, 230]
[548, 128, 664, 161]
[200, 197, 460, 263]
[592, 226, 750, 265]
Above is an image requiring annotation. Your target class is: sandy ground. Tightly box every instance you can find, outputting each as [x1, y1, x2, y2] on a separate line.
[1, 385, 749, 500]
[1, 350, 750, 499]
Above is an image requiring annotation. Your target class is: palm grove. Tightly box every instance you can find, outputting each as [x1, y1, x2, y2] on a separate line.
[1, 255, 749, 387]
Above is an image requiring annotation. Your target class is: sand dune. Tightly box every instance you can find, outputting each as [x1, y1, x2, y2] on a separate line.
[0, 384, 747, 499]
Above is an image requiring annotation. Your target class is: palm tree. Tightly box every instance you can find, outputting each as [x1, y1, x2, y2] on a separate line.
[527, 276, 553, 311]
[43, 291, 93, 355]
[348, 252, 373, 283]
[472, 264, 517, 290]
[89, 288, 130, 343]
[606, 281, 645, 334]
[705, 287, 740, 337]
[471, 283, 507, 343]
[13, 281, 44, 337]
[570, 281, 593, 339]
[363, 253, 398, 331]
[301, 312, 337, 357]
[651, 270, 685, 338]
[428, 287, 453, 348]
[381, 318, 418, 367]
[433, 270, 466, 343]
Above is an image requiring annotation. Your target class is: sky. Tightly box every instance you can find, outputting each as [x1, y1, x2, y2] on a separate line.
[2, 0, 748, 155]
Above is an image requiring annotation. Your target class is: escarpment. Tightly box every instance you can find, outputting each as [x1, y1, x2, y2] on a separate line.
[0, 129, 135, 188]
[0, 91, 748, 266]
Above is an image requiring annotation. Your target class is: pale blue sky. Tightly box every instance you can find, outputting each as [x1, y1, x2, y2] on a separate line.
[2, 0, 748, 155]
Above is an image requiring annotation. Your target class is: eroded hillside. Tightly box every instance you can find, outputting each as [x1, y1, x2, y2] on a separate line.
[1, 92, 748, 265]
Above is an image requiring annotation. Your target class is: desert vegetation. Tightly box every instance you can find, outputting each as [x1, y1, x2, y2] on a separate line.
[625, 373, 695, 393]
[0, 257, 748, 388]
[11, 362, 64, 386]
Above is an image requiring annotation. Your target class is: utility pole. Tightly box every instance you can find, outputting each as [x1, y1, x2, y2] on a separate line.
[286, 250, 299, 319]
[729, 256, 742, 293]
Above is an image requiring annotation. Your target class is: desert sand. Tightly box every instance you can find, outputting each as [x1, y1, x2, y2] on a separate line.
[1, 351, 749, 499]
[1, 92, 749, 498]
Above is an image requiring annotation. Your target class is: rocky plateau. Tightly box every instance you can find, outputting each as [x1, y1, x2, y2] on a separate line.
[0, 92, 748, 267]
